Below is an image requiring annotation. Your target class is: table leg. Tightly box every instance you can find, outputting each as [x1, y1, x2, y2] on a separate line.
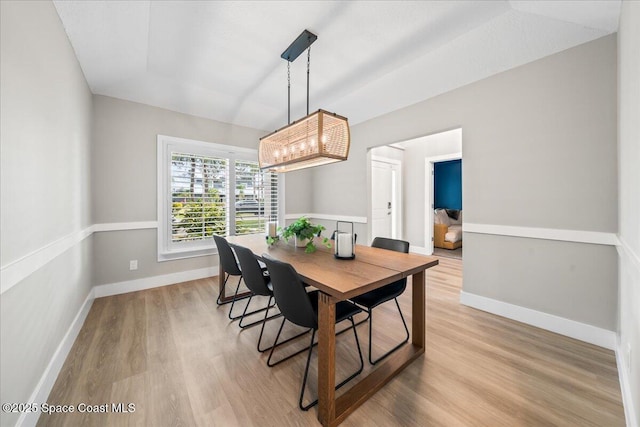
[217, 262, 251, 303]
[411, 270, 426, 348]
[318, 292, 337, 426]
[312, 267, 432, 426]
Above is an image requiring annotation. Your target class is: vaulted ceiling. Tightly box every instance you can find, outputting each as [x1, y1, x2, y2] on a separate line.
[53, 1, 620, 132]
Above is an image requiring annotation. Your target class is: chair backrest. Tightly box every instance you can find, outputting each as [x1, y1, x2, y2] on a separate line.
[371, 237, 409, 254]
[372, 237, 409, 291]
[230, 244, 271, 296]
[261, 255, 317, 330]
[213, 235, 241, 276]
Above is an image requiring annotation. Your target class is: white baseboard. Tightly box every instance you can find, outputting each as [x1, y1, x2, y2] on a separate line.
[616, 338, 638, 427]
[93, 266, 217, 298]
[18, 290, 95, 427]
[20, 267, 217, 426]
[460, 291, 616, 350]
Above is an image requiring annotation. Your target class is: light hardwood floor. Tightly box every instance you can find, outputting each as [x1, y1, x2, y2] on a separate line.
[38, 257, 625, 426]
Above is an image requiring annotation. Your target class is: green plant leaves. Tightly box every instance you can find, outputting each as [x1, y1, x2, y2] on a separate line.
[280, 216, 328, 253]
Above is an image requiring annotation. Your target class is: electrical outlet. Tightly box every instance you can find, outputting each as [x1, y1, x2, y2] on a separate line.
[129, 260, 138, 271]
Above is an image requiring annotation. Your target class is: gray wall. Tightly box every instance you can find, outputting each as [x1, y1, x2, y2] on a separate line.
[311, 35, 618, 330]
[92, 95, 272, 285]
[0, 2, 629, 424]
[617, 1, 640, 422]
[283, 168, 313, 215]
[0, 2, 93, 426]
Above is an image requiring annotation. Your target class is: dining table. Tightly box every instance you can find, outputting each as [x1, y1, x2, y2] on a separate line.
[222, 233, 439, 427]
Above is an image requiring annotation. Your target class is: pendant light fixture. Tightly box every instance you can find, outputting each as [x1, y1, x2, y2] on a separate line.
[259, 30, 350, 172]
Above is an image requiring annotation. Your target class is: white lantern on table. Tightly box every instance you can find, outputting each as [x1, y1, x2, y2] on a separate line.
[334, 221, 355, 260]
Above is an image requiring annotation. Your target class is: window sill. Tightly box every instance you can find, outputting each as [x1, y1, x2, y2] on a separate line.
[158, 247, 217, 262]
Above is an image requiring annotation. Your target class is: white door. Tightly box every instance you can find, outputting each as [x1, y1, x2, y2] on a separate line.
[371, 160, 397, 239]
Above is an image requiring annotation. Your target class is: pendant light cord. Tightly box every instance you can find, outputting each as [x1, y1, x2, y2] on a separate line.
[287, 61, 291, 125]
[285, 36, 311, 124]
[306, 45, 311, 115]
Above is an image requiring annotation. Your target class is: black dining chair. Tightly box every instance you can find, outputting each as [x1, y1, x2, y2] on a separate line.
[261, 255, 364, 411]
[213, 235, 246, 310]
[229, 244, 281, 347]
[350, 237, 410, 365]
[213, 235, 267, 321]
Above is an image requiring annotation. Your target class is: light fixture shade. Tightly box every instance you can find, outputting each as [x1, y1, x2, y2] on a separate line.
[259, 109, 350, 172]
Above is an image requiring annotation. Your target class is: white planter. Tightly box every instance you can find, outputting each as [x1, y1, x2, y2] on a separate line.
[295, 236, 311, 248]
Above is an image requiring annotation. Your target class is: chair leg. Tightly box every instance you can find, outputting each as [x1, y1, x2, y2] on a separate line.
[299, 330, 317, 410]
[299, 317, 364, 411]
[238, 295, 279, 329]
[266, 318, 313, 367]
[228, 276, 247, 320]
[217, 274, 251, 306]
[266, 318, 286, 366]
[256, 297, 282, 352]
[336, 311, 369, 334]
[368, 298, 410, 365]
[216, 274, 230, 305]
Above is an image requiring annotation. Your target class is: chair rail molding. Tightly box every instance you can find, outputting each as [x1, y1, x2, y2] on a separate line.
[1, 227, 93, 294]
[617, 236, 640, 271]
[1, 221, 158, 294]
[463, 223, 618, 246]
[92, 221, 158, 233]
[285, 213, 368, 224]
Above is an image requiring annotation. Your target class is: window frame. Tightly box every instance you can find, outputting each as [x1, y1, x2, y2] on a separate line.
[157, 134, 283, 262]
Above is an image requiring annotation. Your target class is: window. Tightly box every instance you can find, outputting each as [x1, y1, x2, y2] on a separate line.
[157, 135, 281, 261]
[234, 160, 279, 235]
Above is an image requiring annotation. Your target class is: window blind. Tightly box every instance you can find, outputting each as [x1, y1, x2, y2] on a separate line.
[158, 135, 281, 261]
[171, 152, 229, 242]
[234, 160, 279, 235]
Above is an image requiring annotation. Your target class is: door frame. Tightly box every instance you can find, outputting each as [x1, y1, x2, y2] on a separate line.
[368, 154, 403, 244]
[425, 153, 462, 254]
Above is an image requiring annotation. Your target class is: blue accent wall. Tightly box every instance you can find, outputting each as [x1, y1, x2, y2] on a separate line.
[434, 159, 462, 210]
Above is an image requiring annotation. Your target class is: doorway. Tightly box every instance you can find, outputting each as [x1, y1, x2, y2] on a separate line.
[367, 128, 461, 254]
[370, 156, 402, 241]
[425, 153, 462, 255]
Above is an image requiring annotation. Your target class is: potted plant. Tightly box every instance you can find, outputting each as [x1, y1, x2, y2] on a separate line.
[280, 216, 331, 253]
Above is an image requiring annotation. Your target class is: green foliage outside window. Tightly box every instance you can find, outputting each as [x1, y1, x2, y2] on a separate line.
[172, 188, 226, 241]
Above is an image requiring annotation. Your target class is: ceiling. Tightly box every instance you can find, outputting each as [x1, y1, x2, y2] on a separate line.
[53, 1, 621, 133]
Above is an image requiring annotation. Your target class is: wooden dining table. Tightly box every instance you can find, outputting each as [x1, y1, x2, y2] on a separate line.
[222, 234, 439, 426]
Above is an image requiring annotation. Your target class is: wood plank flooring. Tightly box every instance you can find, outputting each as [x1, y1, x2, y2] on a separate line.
[38, 257, 625, 426]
